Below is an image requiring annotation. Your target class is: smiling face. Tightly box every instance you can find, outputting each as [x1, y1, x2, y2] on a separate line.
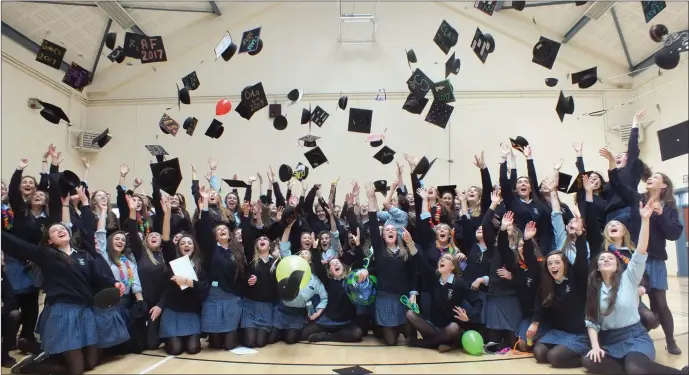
[645, 173, 667, 192]
[546, 253, 566, 281]
[215, 224, 230, 243]
[256, 235, 270, 252]
[427, 187, 437, 199]
[441, 192, 453, 207]
[315, 205, 326, 221]
[225, 193, 238, 210]
[208, 190, 219, 204]
[406, 193, 415, 206]
[360, 204, 369, 216]
[111, 233, 127, 253]
[20, 177, 36, 197]
[47, 223, 70, 247]
[93, 190, 108, 206]
[606, 220, 626, 240]
[382, 224, 397, 245]
[515, 177, 532, 199]
[475, 225, 484, 241]
[234, 228, 243, 243]
[597, 252, 618, 273]
[333, 205, 342, 218]
[268, 203, 277, 215]
[177, 236, 195, 257]
[588, 173, 603, 190]
[329, 258, 344, 278]
[319, 232, 332, 250]
[146, 232, 162, 249]
[467, 186, 481, 204]
[300, 232, 312, 250]
[615, 152, 628, 168]
[170, 195, 180, 209]
[436, 223, 451, 243]
[30, 191, 47, 208]
[437, 253, 456, 274]
[298, 249, 312, 263]
[132, 196, 143, 212]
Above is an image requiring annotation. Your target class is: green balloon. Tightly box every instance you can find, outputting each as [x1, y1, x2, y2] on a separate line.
[275, 255, 311, 290]
[461, 330, 484, 356]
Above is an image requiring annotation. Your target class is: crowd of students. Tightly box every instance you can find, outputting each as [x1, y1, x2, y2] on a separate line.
[1, 109, 688, 375]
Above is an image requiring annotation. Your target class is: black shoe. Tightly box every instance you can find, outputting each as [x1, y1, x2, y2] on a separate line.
[666, 339, 682, 355]
[1, 355, 17, 368]
[17, 338, 41, 355]
[10, 355, 35, 374]
[307, 332, 329, 342]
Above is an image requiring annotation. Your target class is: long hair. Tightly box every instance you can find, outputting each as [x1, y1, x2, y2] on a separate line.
[585, 253, 624, 322]
[467, 186, 483, 218]
[20, 176, 38, 198]
[106, 231, 134, 265]
[174, 233, 204, 274]
[603, 221, 636, 252]
[434, 223, 459, 254]
[91, 190, 119, 233]
[141, 232, 164, 268]
[212, 224, 246, 280]
[38, 223, 74, 264]
[252, 237, 280, 273]
[574, 171, 605, 205]
[643, 173, 677, 211]
[539, 250, 569, 308]
[380, 225, 408, 260]
[23, 190, 49, 217]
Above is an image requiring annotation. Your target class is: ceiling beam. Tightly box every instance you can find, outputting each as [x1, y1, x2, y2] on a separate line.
[610, 7, 633, 69]
[1, 21, 70, 72]
[90, 18, 112, 83]
[501, 1, 577, 10]
[562, 16, 590, 44]
[18, 1, 215, 13]
[209, 1, 222, 16]
[629, 53, 656, 76]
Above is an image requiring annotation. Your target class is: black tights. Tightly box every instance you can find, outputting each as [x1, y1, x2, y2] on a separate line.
[484, 327, 517, 351]
[582, 351, 686, 374]
[648, 289, 677, 347]
[21, 346, 99, 375]
[208, 331, 239, 350]
[300, 322, 363, 343]
[164, 334, 201, 356]
[2, 310, 22, 355]
[405, 310, 462, 349]
[243, 328, 271, 348]
[533, 343, 582, 368]
[639, 304, 660, 331]
[276, 329, 301, 345]
[15, 291, 39, 341]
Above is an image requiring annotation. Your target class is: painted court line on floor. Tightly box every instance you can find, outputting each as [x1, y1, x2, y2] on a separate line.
[138, 355, 174, 374]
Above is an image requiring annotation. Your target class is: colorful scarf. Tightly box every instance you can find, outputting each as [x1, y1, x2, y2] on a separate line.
[436, 240, 456, 255]
[608, 245, 630, 265]
[137, 213, 151, 236]
[519, 256, 544, 270]
[2, 204, 14, 231]
[117, 255, 134, 288]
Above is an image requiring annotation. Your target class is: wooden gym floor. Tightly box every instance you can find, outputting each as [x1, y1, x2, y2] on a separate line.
[5, 277, 688, 374]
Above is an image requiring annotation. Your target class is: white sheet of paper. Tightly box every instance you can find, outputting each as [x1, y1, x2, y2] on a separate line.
[214, 31, 232, 60]
[230, 346, 257, 355]
[169, 255, 198, 290]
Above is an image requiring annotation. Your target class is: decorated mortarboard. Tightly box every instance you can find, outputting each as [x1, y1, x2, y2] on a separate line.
[150, 158, 183, 195]
[405, 48, 417, 69]
[224, 179, 249, 188]
[436, 185, 457, 198]
[274, 115, 288, 130]
[425, 100, 454, 129]
[205, 119, 224, 139]
[367, 131, 386, 147]
[532, 36, 561, 70]
[91, 128, 112, 148]
[145, 145, 169, 157]
[510, 136, 529, 153]
[293, 162, 309, 181]
[298, 134, 320, 148]
[214, 31, 237, 61]
[372, 146, 395, 165]
[433, 20, 459, 55]
[248, 39, 263, 56]
[406, 68, 433, 98]
[338, 95, 348, 110]
[138, 35, 167, 64]
[158, 113, 180, 136]
[182, 71, 200, 91]
[445, 52, 461, 78]
[36, 39, 66, 70]
[236, 82, 268, 120]
[239, 27, 262, 54]
[571, 66, 598, 89]
[432, 80, 455, 104]
[304, 147, 328, 169]
[183, 117, 198, 136]
[657, 120, 688, 161]
[287, 89, 303, 103]
[470, 28, 496, 64]
[105, 32, 117, 50]
[36, 101, 70, 124]
[373, 180, 390, 193]
[555, 91, 575, 122]
[177, 83, 190, 110]
[347, 108, 373, 134]
[107, 46, 125, 64]
[413, 156, 437, 181]
[310, 105, 330, 127]
[123, 32, 142, 59]
[402, 93, 429, 114]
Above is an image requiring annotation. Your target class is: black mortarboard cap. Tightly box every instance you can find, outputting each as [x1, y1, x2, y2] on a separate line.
[445, 51, 461, 78]
[50, 170, 81, 197]
[555, 91, 575, 122]
[557, 172, 573, 193]
[93, 287, 120, 309]
[649, 24, 669, 43]
[571, 66, 598, 89]
[269, 103, 281, 118]
[545, 78, 559, 87]
[247, 38, 263, 56]
[205, 119, 224, 139]
[91, 128, 112, 148]
[159, 113, 179, 136]
[144, 145, 168, 161]
[654, 47, 681, 70]
[301, 106, 312, 125]
[425, 100, 454, 128]
[347, 108, 373, 134]
[177, 83, 190, 110]
[105, 32, 117, 50]
[402, 93, 429, 114]
[287, 89, 303, 103]
[332, 366, 372, 375]
[470, 28, 496, 63]
[374, 180, 390, 193]
[566, 171, 594, 194]
[512, 1, 526, 11]
[182, 71, 200, 91]
[298, 134, 320, 148]
[220, 40, 237, 62]
[37, 101, 70, 124]
[224, 179, 250, 189]
[304, 147, 328, 169]
[405, 49, 417, 69]
[436, 185, 457, 199]
[372, 146, 395, 165]
[657, 120, 688, 161]
[183, 117, 198, 136]
[575, 1, 587, 5]
[532, 36, 561, 70]
[413, 156, 437, 181]
[277, 270, 305, 301]
[278, 164, 293, 182]
[310, 105, 330, 128]
[274, 115, 288, 130]
[150, 158, 183, 195]
[338, 95, 348, 110]
[215, 31, 237, 61]
[510, 136, 529, 153]
[433, 20, 459, 55]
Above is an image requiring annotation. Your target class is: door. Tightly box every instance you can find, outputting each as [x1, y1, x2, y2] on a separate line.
[676, 189, 689, 277]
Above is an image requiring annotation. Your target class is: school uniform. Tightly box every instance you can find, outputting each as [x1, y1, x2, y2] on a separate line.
[514, 239, 546, 342]
[484, 230, 523, 333]
[1, 232, 116, 355]
[241, 256, 278, 331]
[368, 211, 418, 327]
[604, 127, 642, 223]
[586, 251, 655, 360]
[315, 278, 358, 327]
[538, 235, 592, 355]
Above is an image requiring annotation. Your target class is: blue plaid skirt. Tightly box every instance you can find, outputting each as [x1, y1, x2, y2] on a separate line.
[599, 322, 655, 361]
[39, 303, 98, 355]
[201, 287, 242, 333]
[644, 256, 668, 290]
[92, 297, 131, 348]
[540, 328, 591, 355]
[375, 291, 406, 327]
[484, 294, 522, 332]
[4, 256, 36, 294]
[240, 299, 274, 331]
[516, 318, 547, 342]
[273, 302, 307, 330]
[317, 314, 351, 327]
[461, 290, 486, 324]
[159, 309, 201, 339]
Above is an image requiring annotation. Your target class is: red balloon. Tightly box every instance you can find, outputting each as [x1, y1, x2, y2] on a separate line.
[216, 99, 232, 116]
